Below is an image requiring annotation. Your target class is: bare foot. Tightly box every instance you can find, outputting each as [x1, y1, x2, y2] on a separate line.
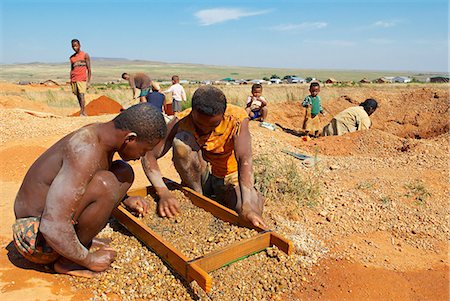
[54, 258, 99, 278]
[80, 112, 87, 117]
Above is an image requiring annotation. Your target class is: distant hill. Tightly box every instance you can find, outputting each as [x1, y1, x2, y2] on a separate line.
[0, 59, 447, 83]
[91, 57, 130, 62]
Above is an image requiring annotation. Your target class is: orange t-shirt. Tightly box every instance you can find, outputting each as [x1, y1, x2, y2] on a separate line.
[70, 51, 88, 82]
[177, 105, 247, 178]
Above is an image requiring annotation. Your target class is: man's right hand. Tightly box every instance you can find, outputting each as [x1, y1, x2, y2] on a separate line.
[86, 247, 117, 272]
[157, 190, 180, 218]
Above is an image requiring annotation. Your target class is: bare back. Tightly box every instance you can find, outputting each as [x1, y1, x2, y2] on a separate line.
[14, 124, 111, 219]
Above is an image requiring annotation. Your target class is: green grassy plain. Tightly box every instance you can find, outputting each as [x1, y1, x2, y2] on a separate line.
[0, 59, 446, 84]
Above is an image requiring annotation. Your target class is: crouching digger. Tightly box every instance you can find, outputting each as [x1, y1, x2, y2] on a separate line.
[13, 103, 166, 277]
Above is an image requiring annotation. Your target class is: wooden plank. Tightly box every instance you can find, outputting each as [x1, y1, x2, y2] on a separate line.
[187, 262, 213, 293]
[182, 186, 240, 225]
[190, 231, 272, 273]
[112, 206, 189, 278]
[127, 186, 153, 197]
[270, 232, 294, 256]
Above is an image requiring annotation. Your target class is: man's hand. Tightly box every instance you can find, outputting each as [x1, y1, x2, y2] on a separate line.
[122, 196, 149, 216]
[86, 247, 116, 272]
[157, 190, 180, 218]
[240, 210, 267, 229]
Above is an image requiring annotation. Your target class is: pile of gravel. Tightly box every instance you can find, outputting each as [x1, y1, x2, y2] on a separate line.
[69, 190, 321, 300]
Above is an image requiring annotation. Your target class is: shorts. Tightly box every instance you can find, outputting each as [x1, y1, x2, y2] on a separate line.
[250, 110, 261, 120]
[172, 100, 182, 112]
[71, 81, 87, 95]
[139, 88, 151, 98]
[12, 217, 60, 264]
[201, 165, 239, 203]
[303, 107, 321, 132]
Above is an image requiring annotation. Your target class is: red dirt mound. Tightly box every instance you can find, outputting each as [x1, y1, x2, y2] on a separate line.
[71, 95, 123, 116]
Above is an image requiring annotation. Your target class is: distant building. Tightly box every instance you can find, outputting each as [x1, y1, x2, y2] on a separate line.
[41, 79, 60, 86]
[325, 78, 338, 84]
[393, 76, 412, 83]
[359, 78, 371, 84]
[429, 76, 449, 83]
[373, 77, 390, 84]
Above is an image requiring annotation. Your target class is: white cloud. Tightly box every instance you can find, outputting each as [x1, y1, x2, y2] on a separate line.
[373, 20, 397, 28]
[194, 8, 269, 26]
[272, 22, 328, 31]
[303, 39, 355, 47]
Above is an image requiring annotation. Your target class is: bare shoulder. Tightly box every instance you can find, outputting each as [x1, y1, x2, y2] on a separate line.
[65, 125, 102, 161]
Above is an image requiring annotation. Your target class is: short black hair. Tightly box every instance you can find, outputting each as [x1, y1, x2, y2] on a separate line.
[360, 98, 378, 111]
[121, 73, 128, 79]
[310, 82, 320, 89]
[192, 86, 227, 116]
[71, 39, 80, 45]
[113, 103, 166, 144]
[252, 83, 262, 91]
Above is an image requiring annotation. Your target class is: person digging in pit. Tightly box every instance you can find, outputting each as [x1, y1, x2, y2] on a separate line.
[127, 85, 267, 229]
[13, 103, 166, 277]
[322, 98, 378, 136]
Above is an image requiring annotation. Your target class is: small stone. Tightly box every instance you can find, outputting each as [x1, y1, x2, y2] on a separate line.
[319, 210, 328, 217]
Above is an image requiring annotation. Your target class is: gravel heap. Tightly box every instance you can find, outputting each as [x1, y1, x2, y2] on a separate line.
[69, 190, 316, 300]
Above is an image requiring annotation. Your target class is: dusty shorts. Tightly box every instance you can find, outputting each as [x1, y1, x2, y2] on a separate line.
[71, 81, 87, 95]
[172, 100, 182, 112]
[12, 217, 60, 264]
[302, 106, 322, 132]
[139, 88, 151, 97]
[201, 164, 239, 203]
[304, 114, 321, 132]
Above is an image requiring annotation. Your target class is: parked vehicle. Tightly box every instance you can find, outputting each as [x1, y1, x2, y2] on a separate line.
[284, 75, 306, 84]
[270, 78, 282, 84]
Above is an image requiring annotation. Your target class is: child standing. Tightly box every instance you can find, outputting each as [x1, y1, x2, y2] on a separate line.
[70, 39, 91, 116]
[162, 75, 187, 113]
[245, 84, 268, 122]
[302, 82, 324, 137]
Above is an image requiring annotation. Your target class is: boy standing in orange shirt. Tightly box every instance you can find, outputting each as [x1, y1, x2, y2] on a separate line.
[70, 39, 91, 116]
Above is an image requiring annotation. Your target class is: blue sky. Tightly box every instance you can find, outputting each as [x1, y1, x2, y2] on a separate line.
[0, 0, 448, 72]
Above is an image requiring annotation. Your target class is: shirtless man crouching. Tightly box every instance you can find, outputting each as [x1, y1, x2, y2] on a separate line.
[13, 103, 166, 277]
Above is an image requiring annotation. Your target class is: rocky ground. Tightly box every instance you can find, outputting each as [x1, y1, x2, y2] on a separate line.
[0, 83, 448, 300]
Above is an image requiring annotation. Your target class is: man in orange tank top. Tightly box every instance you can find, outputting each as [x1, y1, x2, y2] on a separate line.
[70, 39, 91, 116]
[136, 86, 267, 229]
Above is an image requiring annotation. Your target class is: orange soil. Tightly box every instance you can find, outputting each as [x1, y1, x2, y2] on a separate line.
[71, 95, 124, 116]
